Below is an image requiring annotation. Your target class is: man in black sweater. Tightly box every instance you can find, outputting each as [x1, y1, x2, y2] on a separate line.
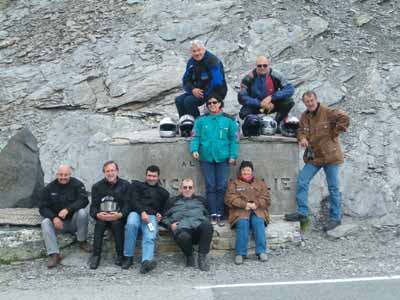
[89, 161, 131, 269]
[39, 164, 91, 268]
[122, 165, 169, 273]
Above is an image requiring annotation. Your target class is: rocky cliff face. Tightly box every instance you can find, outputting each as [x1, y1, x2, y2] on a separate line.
[0, 0, 399, 219]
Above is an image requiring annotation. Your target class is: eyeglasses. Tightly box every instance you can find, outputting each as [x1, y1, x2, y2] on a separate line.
[182, 185, 193, 190]
[207, 101, 219, 105]
[257, 64, 269, 68]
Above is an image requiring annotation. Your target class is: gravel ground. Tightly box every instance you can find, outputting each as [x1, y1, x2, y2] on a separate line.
[1, 218, 400, 293]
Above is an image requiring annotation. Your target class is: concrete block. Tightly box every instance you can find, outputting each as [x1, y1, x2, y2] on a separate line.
[0, 226, 74, 263]
[110, 130, 300, 214]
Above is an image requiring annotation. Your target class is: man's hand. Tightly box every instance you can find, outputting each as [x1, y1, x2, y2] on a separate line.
[58, 208, 69, 220]
[229, 158, 236, 165]
[265, 102, 274, 113]
[192, 152, 199, 160]
[299, 138, 309, 148]
[108, 212, 123, 221]
[96, 212, 112, 221]
[53, 217, 64, 230]
[192, 88, 204, 99]
[170, 222, 179, 233]
[141, 211, 150, 224]
[260, 96, 272, 109]
[156, 213, 162, 223]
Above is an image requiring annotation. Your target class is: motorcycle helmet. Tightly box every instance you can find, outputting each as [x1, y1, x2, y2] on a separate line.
[178, 114, 195, 137]
[279, 116, 299, 137]
[260, 115, 278, 135]
[159, 117, 178, 138]
[242, 114, 261, 137]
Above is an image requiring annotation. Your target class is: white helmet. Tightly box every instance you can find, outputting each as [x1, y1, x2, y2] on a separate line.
[178, 114, 195, 137]
[159, 117, 178, 138]
[260, 116, 277, 135]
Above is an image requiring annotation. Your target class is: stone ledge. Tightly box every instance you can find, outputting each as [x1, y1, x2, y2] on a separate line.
[0, 215, 300, 263]
[111, 129, 297, 145]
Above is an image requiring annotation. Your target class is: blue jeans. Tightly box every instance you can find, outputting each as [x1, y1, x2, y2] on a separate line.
[175, 93, 205, 118]
[296, 163, 341, 220]
[200, 160, 229, 217]
[235, 212, 267, 256]
[123, 212, 158, 262]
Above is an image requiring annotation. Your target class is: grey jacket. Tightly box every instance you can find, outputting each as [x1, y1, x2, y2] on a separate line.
[163, 195, 209, 231]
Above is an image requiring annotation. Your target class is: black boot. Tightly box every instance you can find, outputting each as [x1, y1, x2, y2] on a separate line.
[89, 255, 100, 270]
[198, 253, 210, 272]
[185, 255, 195, 267]
[121, 256, 133, 270]
[114, 255, 123, 266]
[140, 260, 157, 274]
[284, 212, 308, 222]
[323, 219, 341, 232]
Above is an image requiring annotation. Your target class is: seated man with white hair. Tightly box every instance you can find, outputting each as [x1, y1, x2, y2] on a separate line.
[175, 40, 227, 119]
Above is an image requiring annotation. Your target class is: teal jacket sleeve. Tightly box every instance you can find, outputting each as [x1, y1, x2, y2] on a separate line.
[190, 118, 202, 153]
[229, 118, 239, 159]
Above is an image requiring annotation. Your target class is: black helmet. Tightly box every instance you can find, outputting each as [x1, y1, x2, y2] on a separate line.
[178, 114, 195, 137]
[279, 116, 299, 137]
[242, 114, 261, 137]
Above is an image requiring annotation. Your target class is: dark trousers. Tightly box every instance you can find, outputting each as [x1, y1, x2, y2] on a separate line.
[175, 94, 205, 118]
[173, 221, 214, 256]
[93, 219, 124, 257]
[239, 98, 295, 123]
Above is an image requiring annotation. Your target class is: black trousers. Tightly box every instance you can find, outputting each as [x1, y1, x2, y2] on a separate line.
[173, 221, 213, 256]
[93, 219, 124, 257]
[239, 98, 295, 123]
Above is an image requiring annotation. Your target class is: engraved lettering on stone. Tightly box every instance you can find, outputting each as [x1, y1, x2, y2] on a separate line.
[280, 178, 291, 190]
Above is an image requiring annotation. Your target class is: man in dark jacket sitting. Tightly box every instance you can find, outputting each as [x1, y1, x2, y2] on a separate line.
[39, 164, 91, 268]
[122, 165, 169, 273]
[163, 178, 213, 271]
[238, 56, 295, 124]
[175, 39, 227, 118]
[89, 160, 131, 269]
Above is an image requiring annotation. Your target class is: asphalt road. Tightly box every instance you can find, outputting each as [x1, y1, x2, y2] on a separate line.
[2, 276, 400, 300]
[198, 276, 400, 300]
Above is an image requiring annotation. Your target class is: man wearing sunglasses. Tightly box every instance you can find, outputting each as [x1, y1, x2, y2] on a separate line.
[238, 56, 295, 126]
[175, 40, 227, 118]
[163, 179, 213, 271]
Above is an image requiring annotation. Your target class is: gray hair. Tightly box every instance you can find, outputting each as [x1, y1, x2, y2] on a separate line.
[190, 39, 205, 49]
[302, 90, 318, 101]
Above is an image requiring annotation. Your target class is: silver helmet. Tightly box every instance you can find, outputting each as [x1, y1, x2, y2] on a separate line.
[178, 114, 195, 137]
[260, 116, 277, 135]
[159, 117, 178, 138]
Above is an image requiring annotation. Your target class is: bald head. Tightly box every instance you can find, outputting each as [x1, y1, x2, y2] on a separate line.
[255, 56, 270, 75]
[56, 164, 72, 185]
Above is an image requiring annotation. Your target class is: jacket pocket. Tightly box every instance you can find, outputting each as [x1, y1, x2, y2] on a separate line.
[219, 127, 229, 140]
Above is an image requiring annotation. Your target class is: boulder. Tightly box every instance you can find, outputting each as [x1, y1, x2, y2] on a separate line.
[0, 128, 44, 208]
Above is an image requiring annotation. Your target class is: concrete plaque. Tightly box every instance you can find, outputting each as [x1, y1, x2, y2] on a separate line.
[110, 130, 299, 214]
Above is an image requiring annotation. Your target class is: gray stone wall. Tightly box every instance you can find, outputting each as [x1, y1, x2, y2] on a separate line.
[110, 130, 299, 215]
[1, 0, 399, 222]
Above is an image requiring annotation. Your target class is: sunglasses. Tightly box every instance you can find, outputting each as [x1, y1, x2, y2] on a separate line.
[257, 64, 269, 68]
[182, 185, 193, 190]
[207, 101, 219, 105]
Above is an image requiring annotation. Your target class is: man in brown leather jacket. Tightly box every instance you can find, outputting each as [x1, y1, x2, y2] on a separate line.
[285, 90, 350, 231]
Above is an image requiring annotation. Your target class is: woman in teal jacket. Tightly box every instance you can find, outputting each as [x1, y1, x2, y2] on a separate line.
[190, 93, 239, 226]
